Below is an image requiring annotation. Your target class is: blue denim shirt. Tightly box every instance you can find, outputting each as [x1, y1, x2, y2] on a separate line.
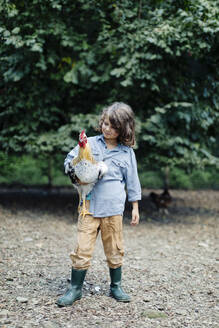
[64, 134, 141, 217]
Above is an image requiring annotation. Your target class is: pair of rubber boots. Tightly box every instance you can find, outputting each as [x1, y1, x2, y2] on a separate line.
[56, 266, 130, 306]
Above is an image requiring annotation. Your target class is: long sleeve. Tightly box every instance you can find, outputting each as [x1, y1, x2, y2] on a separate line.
[64, 144, 79, 170]
[125, 149, 142, 202]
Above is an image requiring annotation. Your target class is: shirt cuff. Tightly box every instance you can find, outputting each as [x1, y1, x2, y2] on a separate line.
[128, 195, 142, 202]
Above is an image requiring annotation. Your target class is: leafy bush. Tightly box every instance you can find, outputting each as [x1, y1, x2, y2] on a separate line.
[169, 168, 193, 190]
[1, 153, 218, 189]
[190, 168, 219, 189]
[168, 167, 219, 189]
[0, 154, 48, 185]
[139, 171, 163, 189]
[0, 0, 218, 170]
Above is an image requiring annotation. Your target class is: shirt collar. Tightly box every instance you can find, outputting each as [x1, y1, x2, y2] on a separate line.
[97, 134, 128, 152]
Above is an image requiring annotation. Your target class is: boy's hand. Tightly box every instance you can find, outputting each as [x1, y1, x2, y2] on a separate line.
[131, 202, 140, 226]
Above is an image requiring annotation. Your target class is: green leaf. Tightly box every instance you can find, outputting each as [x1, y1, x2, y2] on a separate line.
[64, 68, 78, 84]
[110, 68, 126, 77]
[31, 43, 43, 52]
[12, 27, 20, 34]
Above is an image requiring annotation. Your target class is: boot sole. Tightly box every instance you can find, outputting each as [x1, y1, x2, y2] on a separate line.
[56, 296, 82, 307]
[115, 299, 131, 303]
[109, 294, 131, 303]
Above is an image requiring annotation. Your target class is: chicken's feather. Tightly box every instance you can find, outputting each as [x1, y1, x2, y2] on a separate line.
[73, 141, 96, 165]
[68, 131, 108, 217]
[74, 160, 101, 183]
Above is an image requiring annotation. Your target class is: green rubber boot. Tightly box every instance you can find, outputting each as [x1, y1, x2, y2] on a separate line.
[109, 267, 131, 302]
[56, 268, 87, 307]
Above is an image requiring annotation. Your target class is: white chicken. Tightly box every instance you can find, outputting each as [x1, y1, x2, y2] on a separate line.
[66, 130, 108, 218]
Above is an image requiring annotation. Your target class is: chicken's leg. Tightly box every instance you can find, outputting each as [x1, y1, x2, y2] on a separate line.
[79, 197, 93, 218]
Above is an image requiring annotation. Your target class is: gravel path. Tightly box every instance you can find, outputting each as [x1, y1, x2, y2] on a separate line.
[0, 189, 218, 327]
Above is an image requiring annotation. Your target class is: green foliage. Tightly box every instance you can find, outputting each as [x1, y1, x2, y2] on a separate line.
[0, 0, 218, 174]
[0, 153, 49, 185]
[24, 113, 99, 155]
[168, 167, 219, 189]
[190, 168, 219, 189]
[0, 153, 218, 189]
[138, 102, 219, 169]
[0, 152, 70, 186]
[139, 171, 163, 189]
[169, 167, 193, 189]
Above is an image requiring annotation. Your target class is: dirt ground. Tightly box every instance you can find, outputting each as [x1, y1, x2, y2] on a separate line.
[0, 188, 218, 328]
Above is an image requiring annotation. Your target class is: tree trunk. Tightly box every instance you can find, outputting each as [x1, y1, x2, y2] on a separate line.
[47, 156, 52, 188]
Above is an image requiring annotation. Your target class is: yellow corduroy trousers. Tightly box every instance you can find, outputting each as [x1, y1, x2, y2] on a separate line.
[70, 204, 124, 270]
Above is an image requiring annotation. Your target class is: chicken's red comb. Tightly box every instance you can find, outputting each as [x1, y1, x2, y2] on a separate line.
[79, 130, 85, 138]
[78, 130, 87, 148]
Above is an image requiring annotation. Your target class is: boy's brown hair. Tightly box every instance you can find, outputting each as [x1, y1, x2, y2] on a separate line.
[99, 102, 135, 147]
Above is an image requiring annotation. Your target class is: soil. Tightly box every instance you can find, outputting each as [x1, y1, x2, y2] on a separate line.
[0, 188, 218, 328]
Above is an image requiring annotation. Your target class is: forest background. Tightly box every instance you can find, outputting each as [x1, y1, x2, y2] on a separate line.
[0, 0, 219, 189]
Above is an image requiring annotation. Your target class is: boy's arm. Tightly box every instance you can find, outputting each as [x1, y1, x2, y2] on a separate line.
[125, 149, 141, 225]
[131, 201, 140, 226]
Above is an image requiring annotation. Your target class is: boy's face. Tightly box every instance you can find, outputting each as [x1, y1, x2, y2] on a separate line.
[102, 116, 119, 141]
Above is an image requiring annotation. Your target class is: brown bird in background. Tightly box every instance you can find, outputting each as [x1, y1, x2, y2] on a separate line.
[149, 188, 172, 214]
